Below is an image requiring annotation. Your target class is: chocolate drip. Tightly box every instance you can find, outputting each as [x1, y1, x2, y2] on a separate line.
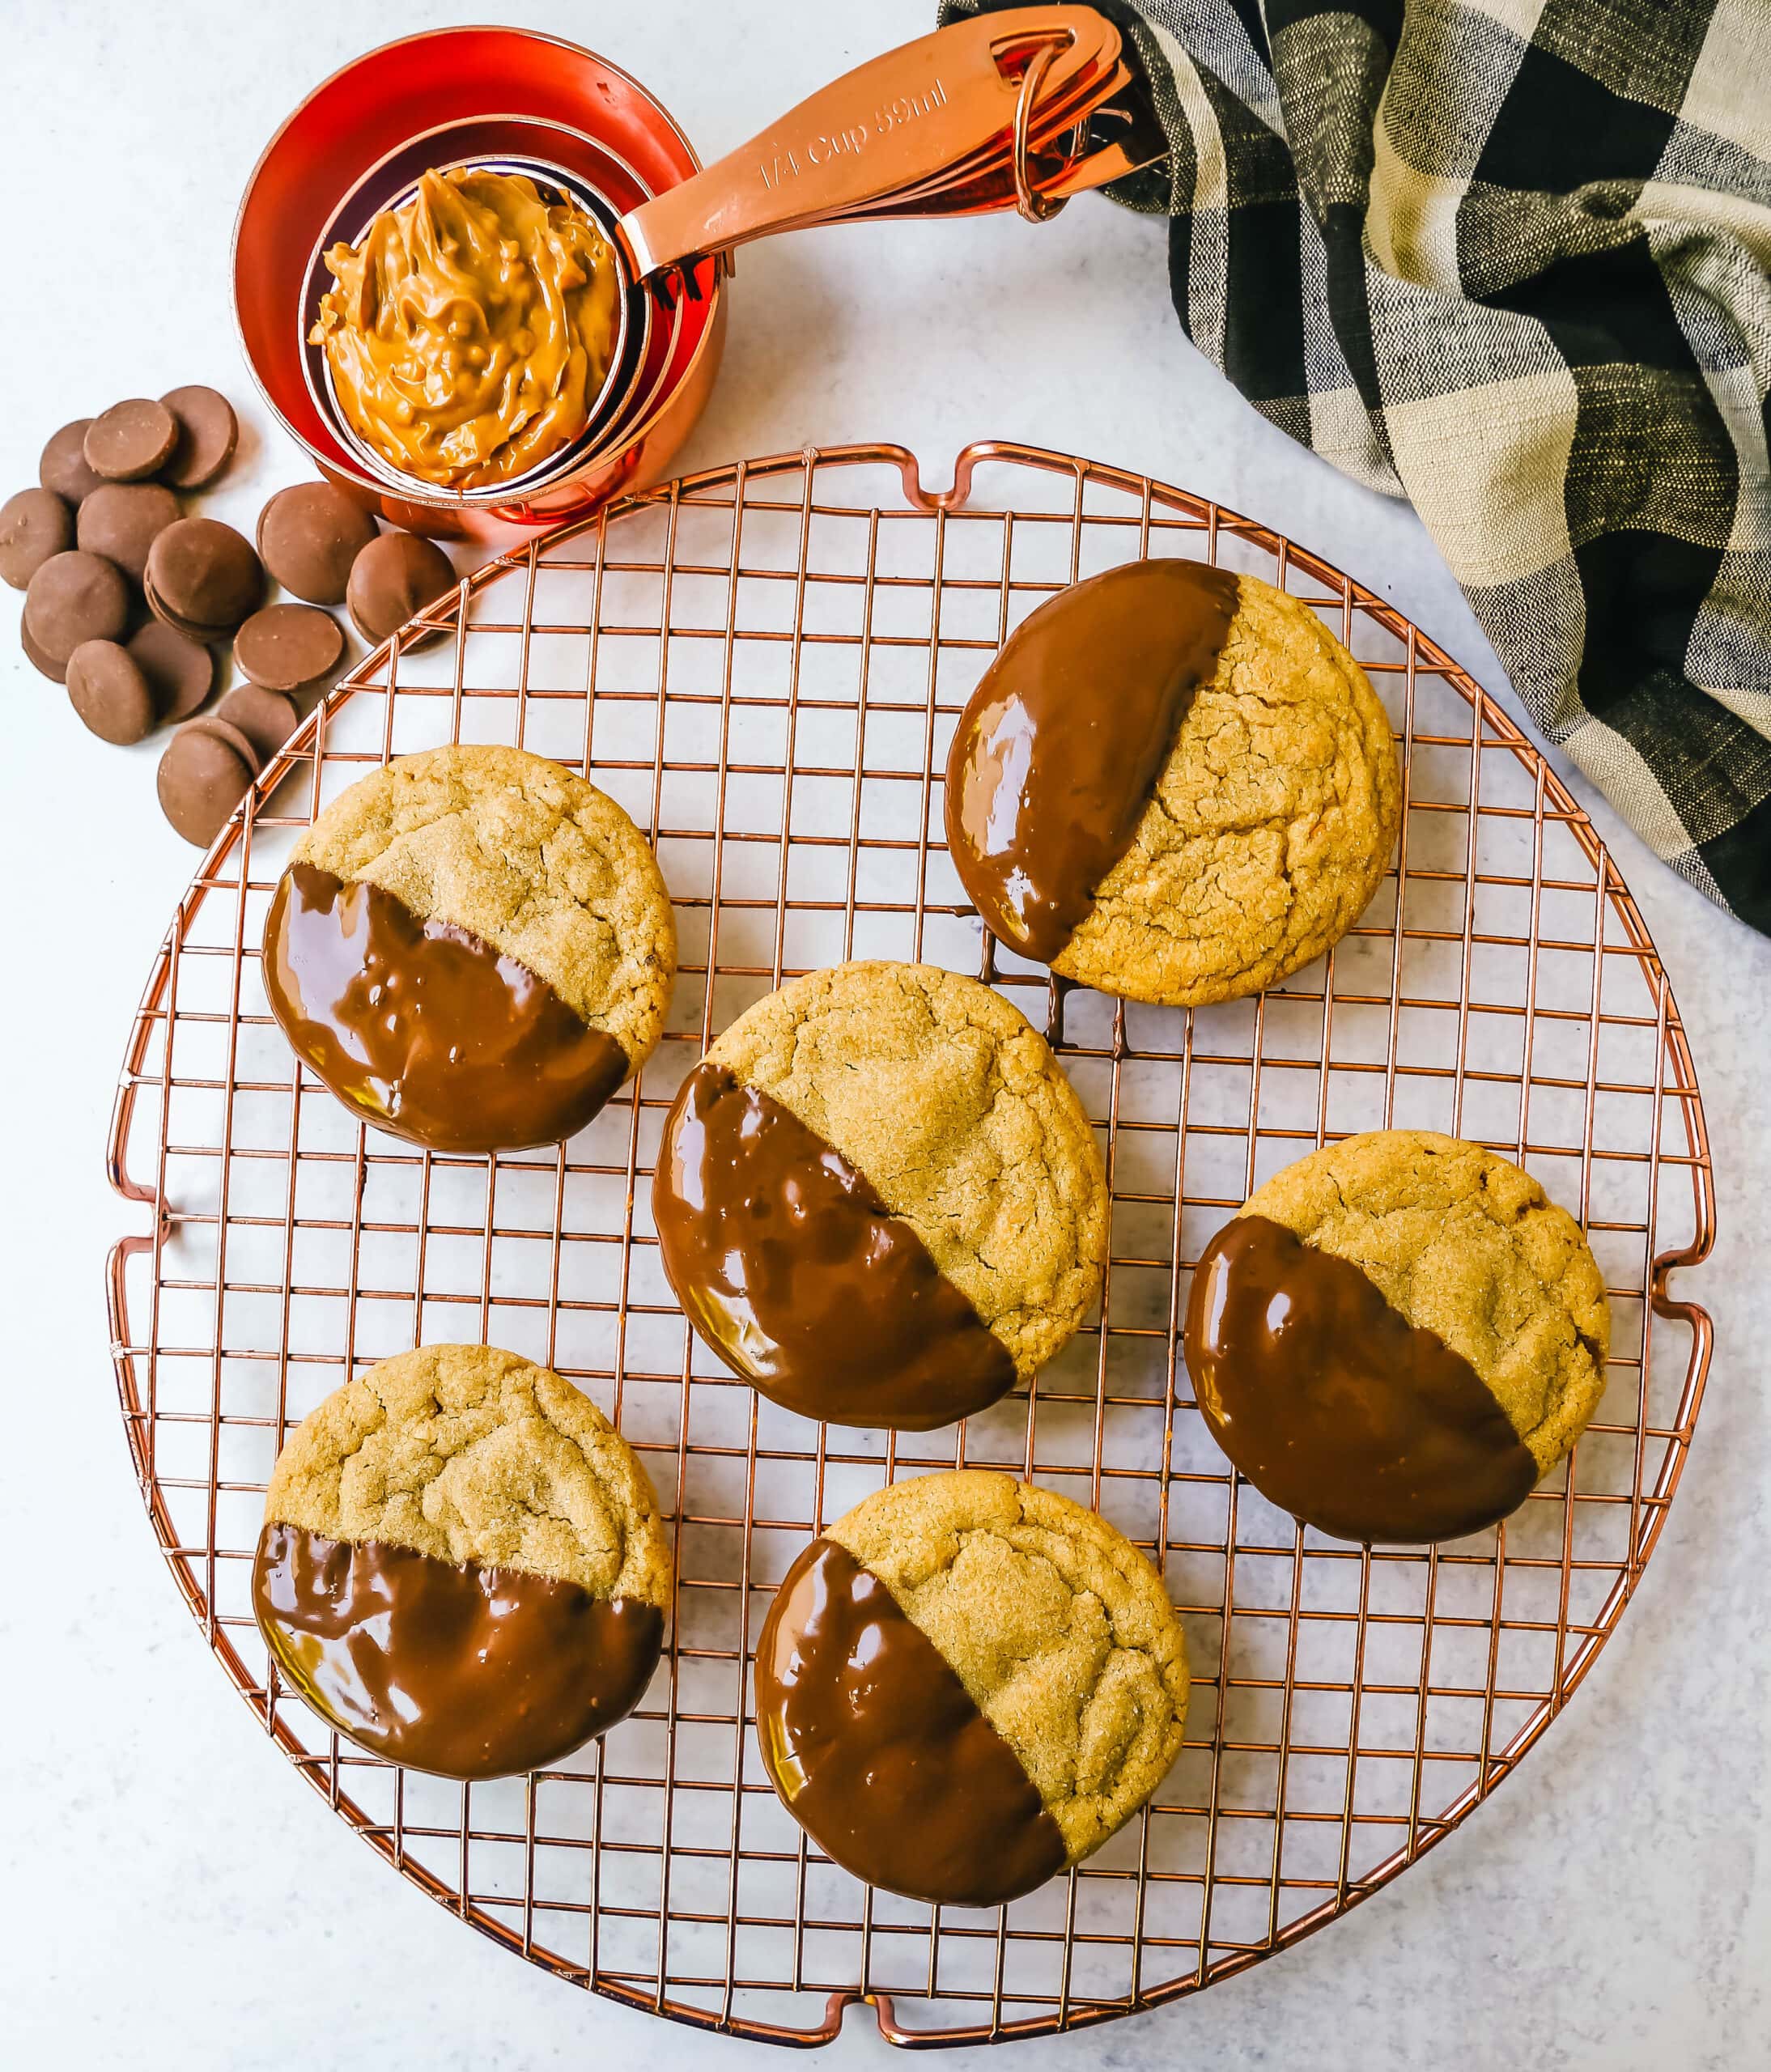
[652, 1063, 1016, 1431]
[944, 558, 1239, 964]
[1183, 1214, 1538, 1543]
[755, 1538, 1067, 1906]
[252, 1522, 663, 1778]
[263, 860, 627, 1153]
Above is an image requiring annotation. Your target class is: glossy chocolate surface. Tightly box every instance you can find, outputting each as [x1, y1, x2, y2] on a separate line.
[263, 861, 627, 1153]
[1183, 1214, 1537, 1543]
[755, 1538, 1066, 1905]
[253, 1522, 663, 1778]
[945, 558, 1239, 964]
[652, 1063, 1016, 1430]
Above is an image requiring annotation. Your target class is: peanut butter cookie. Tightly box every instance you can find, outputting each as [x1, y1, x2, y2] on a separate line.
[945, 561, 1399, 1006]
[654, 961, 1108, 1429]
[755, 1471, 1189, 1904]
[255, 1344, 672, 1777]
[1184, 1131, 1611, 1543]
[263, 742, 675, 1153]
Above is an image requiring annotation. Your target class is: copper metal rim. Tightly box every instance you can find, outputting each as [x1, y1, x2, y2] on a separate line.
[105, 439, 1716, 2049]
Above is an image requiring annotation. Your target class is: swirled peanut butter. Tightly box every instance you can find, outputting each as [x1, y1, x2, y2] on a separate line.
[311, 167, 621, 490]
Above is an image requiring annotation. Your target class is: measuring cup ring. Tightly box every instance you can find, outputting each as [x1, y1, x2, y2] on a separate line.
[1013, 39, 1072, 224]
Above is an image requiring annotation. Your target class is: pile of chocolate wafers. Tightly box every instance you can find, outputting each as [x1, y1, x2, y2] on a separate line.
[1, 389, 458, 846]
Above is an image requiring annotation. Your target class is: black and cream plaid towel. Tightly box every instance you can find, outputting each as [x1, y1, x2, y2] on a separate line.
[944, 0, 1771, 932]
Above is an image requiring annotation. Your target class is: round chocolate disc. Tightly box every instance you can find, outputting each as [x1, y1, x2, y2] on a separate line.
[76, 481, 181, 585]
[0, 487, 74, 590]
[187, 712, 265, 779]
[66, 639, 158, 745]
[40, 419, 106, 505]
[346, 530, 457, 643]
[157, 724, 255, 846]
[257, 482, 379, 605]
[142, 571, 211, 642]
[23, 550, 131, 664]
[20, 616, 67, 682]
[234, 602, 343, 692]
[145, 517, 264, 635]
[84, 399, 180, 482]
[128, 620, 216, 723]
[159, 386, 239, 490]
[214, 684, 299, 762]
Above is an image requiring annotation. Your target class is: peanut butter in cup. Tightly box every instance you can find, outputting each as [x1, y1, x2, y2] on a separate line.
[652, 1062, 1016, 1431]
[312, 166, 622, 490]
[253, 1524, 664, 1778]
[944, 558, 1239, 965]
[754, 1537, 1066, 1907]
[264, 862, 628, 1153]
[1184, 1213, 1539, 1543]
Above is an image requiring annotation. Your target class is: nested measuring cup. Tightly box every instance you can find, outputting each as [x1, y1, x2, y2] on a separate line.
[237, 9, 1164, 537]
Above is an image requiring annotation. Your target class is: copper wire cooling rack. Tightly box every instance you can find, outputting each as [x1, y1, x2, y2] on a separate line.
[106, 440, 1717, 2049]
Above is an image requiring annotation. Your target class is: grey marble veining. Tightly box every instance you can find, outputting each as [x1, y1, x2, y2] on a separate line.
[2, 3, 1766, 2068]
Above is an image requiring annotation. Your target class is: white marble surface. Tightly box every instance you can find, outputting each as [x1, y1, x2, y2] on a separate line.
[2, 2, 1768, 2066]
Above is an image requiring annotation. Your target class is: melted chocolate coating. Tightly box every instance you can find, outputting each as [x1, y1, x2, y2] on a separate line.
[263, 861, 627, 1153]
[1183, 1213, 1538, 1543]
[944, 558, 1239, 965]
[253, 1522, 662, 1778]
[652, 1063, 1016, 1430]
[755, 1538, 1067, 1905]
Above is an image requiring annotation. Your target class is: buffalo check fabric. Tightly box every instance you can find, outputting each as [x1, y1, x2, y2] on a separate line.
[942, 0, 1771, 931]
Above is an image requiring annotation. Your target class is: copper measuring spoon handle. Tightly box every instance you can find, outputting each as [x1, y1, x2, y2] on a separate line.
[616, 6, 1143, 278]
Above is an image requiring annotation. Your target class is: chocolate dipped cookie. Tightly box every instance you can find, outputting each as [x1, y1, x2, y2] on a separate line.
[756, 1471, 1189, 1906]
[253, 1344, 671, 1778]
[1184, 1130, 1611, 1543]
[652, 962, 1108, 1431]
[262, 743, 675, 1153]
[945, 560, 1400, 1006]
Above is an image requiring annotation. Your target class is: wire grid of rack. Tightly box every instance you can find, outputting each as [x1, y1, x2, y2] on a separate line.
[105, 439, 1716, 2049]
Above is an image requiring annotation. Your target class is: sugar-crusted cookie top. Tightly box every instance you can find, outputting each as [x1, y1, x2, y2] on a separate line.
[1242, 1130, 1610, 1472]
[707, 962, 1108, 1380]
[264, 1344, 673, 1607]
[1056, 572, 1399, 1005]
[828, 1471, 1189, 1863]
[294, 743, 675, 1065]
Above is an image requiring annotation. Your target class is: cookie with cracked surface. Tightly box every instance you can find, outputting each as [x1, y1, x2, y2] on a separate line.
[652, 961, 1108, 1431]
[755, 1470, 1189, 1904]
[945, 559, 1400, 1006]
[261, 742, 675, 1153]
[1184, 1130, 1611, 1544]
[253, 1344, 671, 1777]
